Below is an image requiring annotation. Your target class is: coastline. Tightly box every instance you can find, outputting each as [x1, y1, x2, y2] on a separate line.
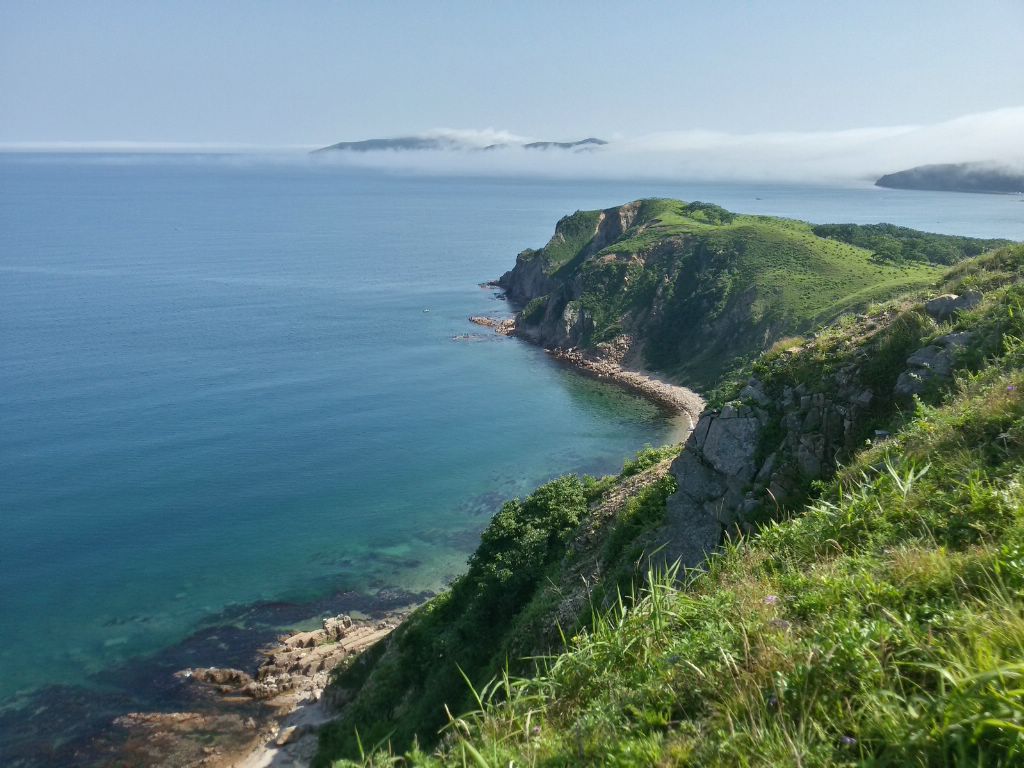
[0, 585, 428, 768]
[225, 320, 704, 767]
[214, 320, 703, 767]
[471, 311, 705, 435]
[121, 612, 406, 768]
[6, 312, 701, 768]
[545, 347, 705, 434]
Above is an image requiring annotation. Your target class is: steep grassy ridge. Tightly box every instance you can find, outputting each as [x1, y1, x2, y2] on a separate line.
[315, 447, 682, 761]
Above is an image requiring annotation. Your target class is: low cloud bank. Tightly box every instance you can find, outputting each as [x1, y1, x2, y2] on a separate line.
[5, 107, 1021, 184]
[316, 107, 1024, 183]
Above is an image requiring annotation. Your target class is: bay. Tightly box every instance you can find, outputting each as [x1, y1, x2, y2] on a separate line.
[0, 154, 1020, 724]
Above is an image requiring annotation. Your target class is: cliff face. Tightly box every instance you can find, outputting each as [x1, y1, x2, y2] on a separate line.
[495, 198, 998, 389]
[499, 201, 640, 301]
[661, 339, 899, 568]
[660, 270, 1004, 569]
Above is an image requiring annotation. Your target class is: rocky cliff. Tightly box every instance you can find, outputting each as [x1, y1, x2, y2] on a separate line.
[387, 243, 1024, 767]
[659, 276, 1000, 569]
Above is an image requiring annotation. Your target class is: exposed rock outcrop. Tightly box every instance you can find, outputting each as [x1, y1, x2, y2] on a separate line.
[498, 201, 641, 316]
[924, 291, 981, 322]
[468, 315, 515, 335]
[657, 292, 984, 568]
[178, 614, 397, 705]
[659, 360, 898, 568]
[894, 331, 973, 398]
[110, 614, 404, 768]
[176, 666, 255, 691]
[112, 711, 259, 768]
[660, 405, 764, 567]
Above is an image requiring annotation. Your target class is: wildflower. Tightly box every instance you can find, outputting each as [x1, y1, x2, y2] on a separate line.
[762, 594, 780, 606]
[841, 735, 857, 747]
[532, 725, 542, 737]
[1008, 385, 1017, 392]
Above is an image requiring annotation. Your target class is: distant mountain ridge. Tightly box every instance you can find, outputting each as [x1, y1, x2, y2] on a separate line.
[313, 135, 606, 153]
[876, 162, 1024, 194]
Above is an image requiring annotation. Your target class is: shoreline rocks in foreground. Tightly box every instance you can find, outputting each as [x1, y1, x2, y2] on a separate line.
[114, 613, 403, 767]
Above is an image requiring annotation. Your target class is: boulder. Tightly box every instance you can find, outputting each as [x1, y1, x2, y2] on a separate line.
[924, 291, 981, 322]
[894, 331, 973, 397]
[283, 629, 325, 649]
[700, 409, 761, 479]
[176, 667, 254, 690]
[323, 614, 353, 641]
[739, 379, 771, 406]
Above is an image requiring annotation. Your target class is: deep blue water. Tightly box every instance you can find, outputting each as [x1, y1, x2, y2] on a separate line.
[0, 155, 1021, 740]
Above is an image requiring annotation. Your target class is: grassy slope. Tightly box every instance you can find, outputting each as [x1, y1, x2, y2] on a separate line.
[315, 447, 682, 763]
[520, 199, 1006, 390]
[329, 244, 1024, 767]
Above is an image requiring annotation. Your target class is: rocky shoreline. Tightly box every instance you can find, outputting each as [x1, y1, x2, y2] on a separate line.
[468, 310, 705, 434]
[64, 308, 701, 768]
[546, 347, 704, 430]
[468, 315, 515, 335]
[108, 612, 405, 768]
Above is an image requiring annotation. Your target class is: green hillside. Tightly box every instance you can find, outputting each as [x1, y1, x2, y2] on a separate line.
[315, 446, 683, 761]
[501, 198, 1008, 389]
[315, 218, 1023, 767]
[401, 244, 1024, 767]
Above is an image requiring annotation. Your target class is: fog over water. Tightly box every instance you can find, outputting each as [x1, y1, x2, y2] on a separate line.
[10, 106, 1022, 185]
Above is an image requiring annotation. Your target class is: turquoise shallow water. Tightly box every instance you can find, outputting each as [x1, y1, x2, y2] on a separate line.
[0, 159, 675, 704]
[0, 156, 1021, 759]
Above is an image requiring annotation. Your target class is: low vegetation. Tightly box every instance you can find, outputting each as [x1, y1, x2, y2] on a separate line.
[317, 231, 1024, 766]
[316, 446, 681, 761]
[428, 338, 1024, 765]
[811, 222, 1009, 265]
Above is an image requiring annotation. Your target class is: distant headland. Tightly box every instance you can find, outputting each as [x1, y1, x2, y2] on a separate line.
[876, 162, 1024, 195]
[312, 135, 607, 153]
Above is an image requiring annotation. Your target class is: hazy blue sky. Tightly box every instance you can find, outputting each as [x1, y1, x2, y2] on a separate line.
[1, 0, 1022, 146]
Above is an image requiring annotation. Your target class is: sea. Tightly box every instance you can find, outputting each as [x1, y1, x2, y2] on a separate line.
[1, 153, 1021, 763]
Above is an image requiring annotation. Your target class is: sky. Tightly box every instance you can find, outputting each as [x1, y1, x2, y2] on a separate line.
[0, 1, 1022, 179]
